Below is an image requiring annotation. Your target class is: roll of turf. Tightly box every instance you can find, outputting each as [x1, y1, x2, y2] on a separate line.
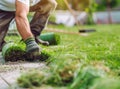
[2, 43, 26, 62]
[39, 32, 60, 45]
[2, 42, 52, 62]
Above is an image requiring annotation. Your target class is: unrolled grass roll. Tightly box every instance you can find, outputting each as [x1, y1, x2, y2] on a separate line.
[39, 32, 60, 45]
[28, 48, 53, 61]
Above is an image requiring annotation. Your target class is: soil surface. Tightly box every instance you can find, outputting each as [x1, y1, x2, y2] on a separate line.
[0, 53, 46, 89]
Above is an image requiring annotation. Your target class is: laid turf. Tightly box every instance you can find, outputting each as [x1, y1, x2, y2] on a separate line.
[5, 24, 120, 89]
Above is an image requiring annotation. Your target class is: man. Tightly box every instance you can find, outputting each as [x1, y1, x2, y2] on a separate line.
[0, 0, 57, 54]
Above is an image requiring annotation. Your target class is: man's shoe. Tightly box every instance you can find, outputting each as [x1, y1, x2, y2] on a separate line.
[20, 37, 49, 46]
[35, 37, 49, 46]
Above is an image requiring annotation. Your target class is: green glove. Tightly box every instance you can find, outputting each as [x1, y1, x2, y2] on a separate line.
[25, 37, 41, 53]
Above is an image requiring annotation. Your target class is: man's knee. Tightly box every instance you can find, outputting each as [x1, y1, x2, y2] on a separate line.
[30, 0, 57, 13]
[48, 0, 57, 10]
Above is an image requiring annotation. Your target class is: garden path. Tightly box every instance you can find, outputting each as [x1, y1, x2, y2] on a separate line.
[0, 53, 46, 89]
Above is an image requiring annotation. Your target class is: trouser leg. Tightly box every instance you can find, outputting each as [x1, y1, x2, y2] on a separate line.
[30, 0, 57, 45]
[0, 10, 15, 50]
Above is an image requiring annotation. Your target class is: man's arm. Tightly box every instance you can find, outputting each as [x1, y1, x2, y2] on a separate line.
[15, 0, 33, 40]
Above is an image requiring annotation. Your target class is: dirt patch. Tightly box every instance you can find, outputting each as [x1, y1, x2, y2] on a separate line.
[0, 59, 46, 89]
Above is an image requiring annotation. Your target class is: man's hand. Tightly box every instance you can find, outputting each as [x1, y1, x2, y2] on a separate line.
[15, 0, 33, 40]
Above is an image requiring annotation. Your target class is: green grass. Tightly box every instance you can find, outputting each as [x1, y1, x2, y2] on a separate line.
[47, 24, 120, 69]
[5, 24, 120, 89]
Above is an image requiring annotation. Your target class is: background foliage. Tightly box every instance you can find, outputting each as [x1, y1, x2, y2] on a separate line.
[56, 0, 120, 11]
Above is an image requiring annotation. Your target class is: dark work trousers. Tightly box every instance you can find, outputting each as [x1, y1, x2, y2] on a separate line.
[0, 10, 15, 49]
[0, 0, 57, 50]
[30, 0, 57, 36]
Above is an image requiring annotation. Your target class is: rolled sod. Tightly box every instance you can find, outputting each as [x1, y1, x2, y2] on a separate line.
[39, 32, 60, 45]
[2, 43, 51, 62]
[2, 43, 26, 62]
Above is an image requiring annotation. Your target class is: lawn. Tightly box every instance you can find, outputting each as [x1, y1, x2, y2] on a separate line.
[4, 24, 120, 89]
[47, 24, 120, 69]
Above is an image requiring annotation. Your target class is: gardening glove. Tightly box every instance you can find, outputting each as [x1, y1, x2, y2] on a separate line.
[25, 37, 41, 54]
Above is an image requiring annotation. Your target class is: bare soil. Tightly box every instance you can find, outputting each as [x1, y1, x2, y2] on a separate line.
[0, 54, 46, 89]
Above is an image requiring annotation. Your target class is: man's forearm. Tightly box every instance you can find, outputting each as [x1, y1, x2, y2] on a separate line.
[15, 0, 33, 40]
[15, 14, 33, 40]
